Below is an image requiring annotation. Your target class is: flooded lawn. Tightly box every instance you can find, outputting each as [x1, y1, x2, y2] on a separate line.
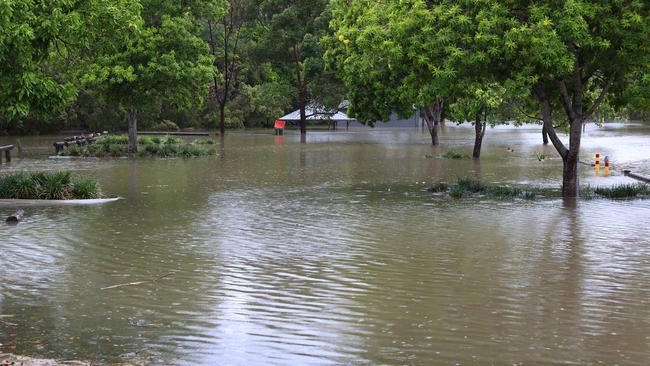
[1, 123, 650, 365]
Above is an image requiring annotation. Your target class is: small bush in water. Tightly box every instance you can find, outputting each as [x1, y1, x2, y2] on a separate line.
[71, 177, 99, 199]
[109, 144, 125, 157]
[193, 138, 216, 145]
[442, 150, 469, 159]
[163, 135, 184, 145]
[0, 171, 99, 199]
[428, 182, 449, 193]
[62, 145, 87, 157]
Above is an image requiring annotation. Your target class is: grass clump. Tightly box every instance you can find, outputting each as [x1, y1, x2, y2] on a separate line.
[60, 134, 215, 159]
[70, 177, 99, 199]
[429, 179, 649, 201]
[0, 171, 100, 199]
[428, 182, 449, 193]
[109, 144, 125, 157]
[593, 184, 650, 199]
[432, 178, 536, 200]
[193, 138, 216, 145]
[442, 150, 469, 159]
[63, 145, 87, 157]
[162, 135, 183, 145]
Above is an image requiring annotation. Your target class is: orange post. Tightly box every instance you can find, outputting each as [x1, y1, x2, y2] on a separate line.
[605, 158, 610, 176]
[595, 152, 600, 174]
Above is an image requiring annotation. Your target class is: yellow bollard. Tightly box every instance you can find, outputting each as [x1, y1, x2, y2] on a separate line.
[595, 153, 600, 175]
[605, 160, 609, 176]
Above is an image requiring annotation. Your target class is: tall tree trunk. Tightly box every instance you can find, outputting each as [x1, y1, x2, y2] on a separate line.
[299, 88, 307, 137]
[219, 102, 226, 134]
[422, 99, 443, 146]
[127, 108, 138, 153]
[542, 124, 549, 145]
[472, 109, 486, 159]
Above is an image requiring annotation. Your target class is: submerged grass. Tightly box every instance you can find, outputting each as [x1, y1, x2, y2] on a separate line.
[431, 178, 551, 200]
[0, 171, 100, 199]
[442, 150, 470, 159]
[593, 184, 650, 199]
[430, 179, 649, 201]
[60, 134, 216, 159]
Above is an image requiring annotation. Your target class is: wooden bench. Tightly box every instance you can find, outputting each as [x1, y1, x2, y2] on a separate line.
[0, 144, 14, 163]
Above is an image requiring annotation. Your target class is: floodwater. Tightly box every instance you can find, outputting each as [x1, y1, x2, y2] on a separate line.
[1, 123, 650, 365]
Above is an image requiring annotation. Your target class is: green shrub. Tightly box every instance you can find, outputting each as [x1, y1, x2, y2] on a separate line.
[442, 150, 469, 159]
[151, 136, 162, 144]
[193, 138, 216, 145]
[137, 136, 154, 145]
[457, 178, 486, 193]
[0, 171, 99, 200]
[63, 145, 87, 157]
[179, 144, 202, 157]
[71, 178, 99, 199]
[0, 172, 37, 199]
[109, 144, 125, 157]
[150, 120, 180, 131]
[87, 143, 106, 157]
[429, 182, 449, 193]
[97, 135, 128, 145]
[145, 143, 161, 155]
[38, 171, 71, 200]
[449, 185, 466, 198]
[162, 135, 183, 145]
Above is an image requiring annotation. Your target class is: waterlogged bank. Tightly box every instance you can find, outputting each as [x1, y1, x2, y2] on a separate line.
[1, 123, 650, 365]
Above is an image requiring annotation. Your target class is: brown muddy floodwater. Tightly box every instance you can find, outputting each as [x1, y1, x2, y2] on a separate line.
[1, 123, 650, 365]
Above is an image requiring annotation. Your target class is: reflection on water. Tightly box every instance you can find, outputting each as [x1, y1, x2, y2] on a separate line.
[1, 124, 650, 365]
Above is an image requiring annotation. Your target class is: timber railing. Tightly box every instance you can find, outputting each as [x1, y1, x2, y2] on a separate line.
[0, 144, 14, 163]
[53, 133, 104, 154]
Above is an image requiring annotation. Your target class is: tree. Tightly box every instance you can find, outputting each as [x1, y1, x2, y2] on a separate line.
[327, 0, 479, 146]
[0, 0, 138, 122]
[448, 84, 509, 158]
[258, 0, 341, 137]
[205, 0, 244, 135]
[496, 0, 650, 197]
[83, 1, 216, 152]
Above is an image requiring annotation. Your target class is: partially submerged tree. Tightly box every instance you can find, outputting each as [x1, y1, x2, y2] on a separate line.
[258, 0, 341, 137]
[204, 0, 244, 135]
[328, 0, 497, 146]
[448, 84, 509, 158]
[84, 2, 215, 152]
[498, 0, 650, 197]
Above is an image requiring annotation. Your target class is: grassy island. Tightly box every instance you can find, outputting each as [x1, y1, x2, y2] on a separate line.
[60, 135, 217, 158]
[0, 171, 99, 199]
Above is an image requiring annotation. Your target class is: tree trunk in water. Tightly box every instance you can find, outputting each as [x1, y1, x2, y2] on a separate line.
[219, 103, 226, 135]
[562, 117, 583, 198]
[422, 100, 443, 146]
[472, 111, 486, 159]
[127, 108, 138, 153]
[299, 100, 307, 137]
[542, 124, 549, 145]
[562, 153, 579, 198]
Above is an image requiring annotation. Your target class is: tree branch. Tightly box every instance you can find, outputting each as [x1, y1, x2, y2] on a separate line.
[534, 86, 568, 158]
[583, 72, 616, 119]
[556, 78, 577, 123]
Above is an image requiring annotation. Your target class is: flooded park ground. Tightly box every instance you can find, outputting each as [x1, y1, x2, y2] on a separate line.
[1, 122, 650, 365]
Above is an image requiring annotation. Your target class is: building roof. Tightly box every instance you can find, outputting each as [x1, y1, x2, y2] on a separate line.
[279, 105, 356, 121]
